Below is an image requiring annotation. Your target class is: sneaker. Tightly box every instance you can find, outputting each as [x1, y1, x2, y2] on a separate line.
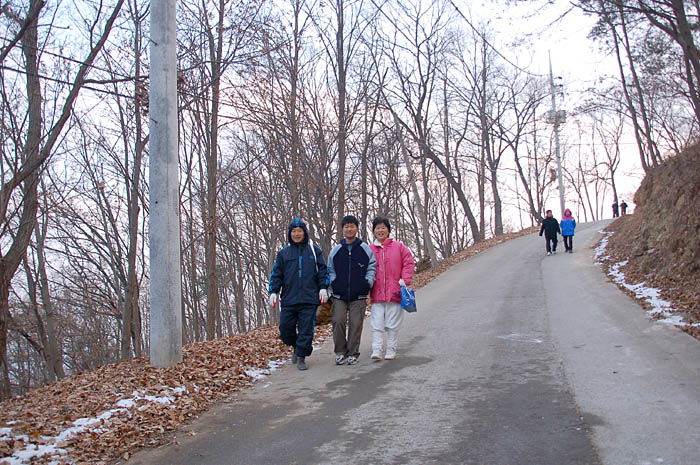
[335, 354, 347, 365]
[547, 252, 552, 256]
[370, 351, 382, 360]
[346, 356, 358, 365]
[297, 357, 307, 371]
[291, 353, 298, 364]
[384, 349, 396, 360]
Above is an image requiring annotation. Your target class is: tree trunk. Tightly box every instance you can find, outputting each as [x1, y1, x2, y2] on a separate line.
[601, 0, 658, 172]
[0, 0, 124, 397]
[0, 2, 42, 396]
[417, 138, 482, 244]
[393, 116, 438, 267]
[617, 4, 662, 168]
[479, 56, 488, 238]
[204, 0, 226, 340]
[360, 89, 380, 238]
[121, 4, 146, 359]
[35, 209, 64, 380]
[490, 166, 503, 236]
[335, 0, 347, 237]
[442, 79, 454, 257]
[23, 253, 48, 383]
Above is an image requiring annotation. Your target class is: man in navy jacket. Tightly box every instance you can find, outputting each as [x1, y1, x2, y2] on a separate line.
[269, 218, 329, 370]
[539, 210, 561, 255]
[327, 215, 376, 365]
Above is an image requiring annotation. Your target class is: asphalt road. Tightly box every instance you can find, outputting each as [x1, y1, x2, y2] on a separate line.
[126, 221, 700, 465]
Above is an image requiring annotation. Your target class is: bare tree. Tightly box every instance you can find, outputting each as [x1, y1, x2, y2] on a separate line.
[375, 0, 482, 248]
[0, 0, 125, 399]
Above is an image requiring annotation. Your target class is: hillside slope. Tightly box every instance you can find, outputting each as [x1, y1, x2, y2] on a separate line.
[601, 144, 700, 337]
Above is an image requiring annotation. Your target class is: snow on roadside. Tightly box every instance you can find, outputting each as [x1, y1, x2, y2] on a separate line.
[244, 359, 286, 380]
[595, 230, 700, 329]
[0, 386, 193, 465]
[1, 359, 286, 465]
[594, 230, 614, 261]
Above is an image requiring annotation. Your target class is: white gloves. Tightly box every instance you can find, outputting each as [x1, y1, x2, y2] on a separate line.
[271, 290, 328, 307]
[319, 289, 329, 304]
[399, 278, 406, 287]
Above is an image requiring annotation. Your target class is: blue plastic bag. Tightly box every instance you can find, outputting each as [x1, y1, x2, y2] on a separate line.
[400, 285, 417, 313]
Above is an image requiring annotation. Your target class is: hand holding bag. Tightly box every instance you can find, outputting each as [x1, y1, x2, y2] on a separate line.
[400, 284, 417, 313]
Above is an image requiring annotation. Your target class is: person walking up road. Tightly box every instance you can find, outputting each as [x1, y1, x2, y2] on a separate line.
[539, 210, 561, 256]
[560, 208, 576, 253]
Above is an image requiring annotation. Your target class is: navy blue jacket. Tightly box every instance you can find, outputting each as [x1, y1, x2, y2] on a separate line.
[327, 238, 376, 302]
[539, 216, 561, 239]
[269, 219, 329, 307]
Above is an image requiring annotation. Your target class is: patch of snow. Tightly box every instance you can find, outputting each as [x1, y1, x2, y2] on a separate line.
[244, 359, 285, 381]
[244, 368, 270, 380]
[594, 230, 614, 260]
[595, 232, 700, 330]
[2, 386, 191, 464]
[115, 398, 135, 409]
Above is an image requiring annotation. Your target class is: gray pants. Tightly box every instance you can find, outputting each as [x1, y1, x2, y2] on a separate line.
[332, 299, 366, 357]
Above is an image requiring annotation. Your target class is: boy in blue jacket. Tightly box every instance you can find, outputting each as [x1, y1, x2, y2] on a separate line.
[269, 218, 329, 371]
[560, 208, 576, 253]
[327, 215, 376, 365]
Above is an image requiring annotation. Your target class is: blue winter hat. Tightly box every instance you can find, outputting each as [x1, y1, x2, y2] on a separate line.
[287, 217, 309, 244]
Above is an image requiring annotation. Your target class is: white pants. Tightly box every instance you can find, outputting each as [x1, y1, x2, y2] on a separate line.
[370, 302, 404, 353]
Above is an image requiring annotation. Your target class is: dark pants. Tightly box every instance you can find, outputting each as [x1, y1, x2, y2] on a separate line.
[279, 304, 316, 357]
[545, 236, 558, 253]
[332, 299, 366, 357]
[563, 235, 573, 251]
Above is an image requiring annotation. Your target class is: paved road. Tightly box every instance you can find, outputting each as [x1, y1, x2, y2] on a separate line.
[127, 221, 700, 465]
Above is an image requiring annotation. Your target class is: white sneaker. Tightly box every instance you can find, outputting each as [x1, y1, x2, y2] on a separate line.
[347, 356, 358, 365]
[384, 349, 396, 360]
[547, 252, 552, 256]
[370, 351, 382, 360]
[335, 354, 347, 365]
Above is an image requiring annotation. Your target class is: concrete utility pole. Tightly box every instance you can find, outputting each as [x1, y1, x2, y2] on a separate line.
[548, 53, 566, 218]
[149, 0, 182, 366]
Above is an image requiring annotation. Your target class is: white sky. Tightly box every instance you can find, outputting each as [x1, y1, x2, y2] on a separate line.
[468, 0, 646, 213]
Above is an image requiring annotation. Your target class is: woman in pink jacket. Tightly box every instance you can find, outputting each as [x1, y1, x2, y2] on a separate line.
[369, 216, 415, 360]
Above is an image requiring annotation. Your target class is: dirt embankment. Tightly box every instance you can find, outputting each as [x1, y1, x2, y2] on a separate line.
[603, 144, 700, 337]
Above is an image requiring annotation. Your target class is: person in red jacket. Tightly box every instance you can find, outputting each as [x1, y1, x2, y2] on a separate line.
[369, 216, 415, 360]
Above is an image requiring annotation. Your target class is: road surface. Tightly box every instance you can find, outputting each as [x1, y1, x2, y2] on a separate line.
[127, 221, 700, 465]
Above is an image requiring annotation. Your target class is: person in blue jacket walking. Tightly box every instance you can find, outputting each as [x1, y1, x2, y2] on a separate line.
[269, 218, 329, 371]
[327, 215, 376, 366]
[560, 208, 577, 253]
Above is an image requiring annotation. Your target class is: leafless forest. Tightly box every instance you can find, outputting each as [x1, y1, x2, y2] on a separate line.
[0, 0, 697, 398]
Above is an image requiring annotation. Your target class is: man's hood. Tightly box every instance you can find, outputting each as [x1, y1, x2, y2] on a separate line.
[287, 217, 310, 246]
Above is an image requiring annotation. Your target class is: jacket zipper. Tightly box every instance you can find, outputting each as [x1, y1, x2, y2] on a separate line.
[382, 247, 387, 301]
[347, 244, 352, 293]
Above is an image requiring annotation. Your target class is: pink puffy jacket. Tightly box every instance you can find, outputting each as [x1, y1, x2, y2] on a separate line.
[370, 238, 415, 304]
